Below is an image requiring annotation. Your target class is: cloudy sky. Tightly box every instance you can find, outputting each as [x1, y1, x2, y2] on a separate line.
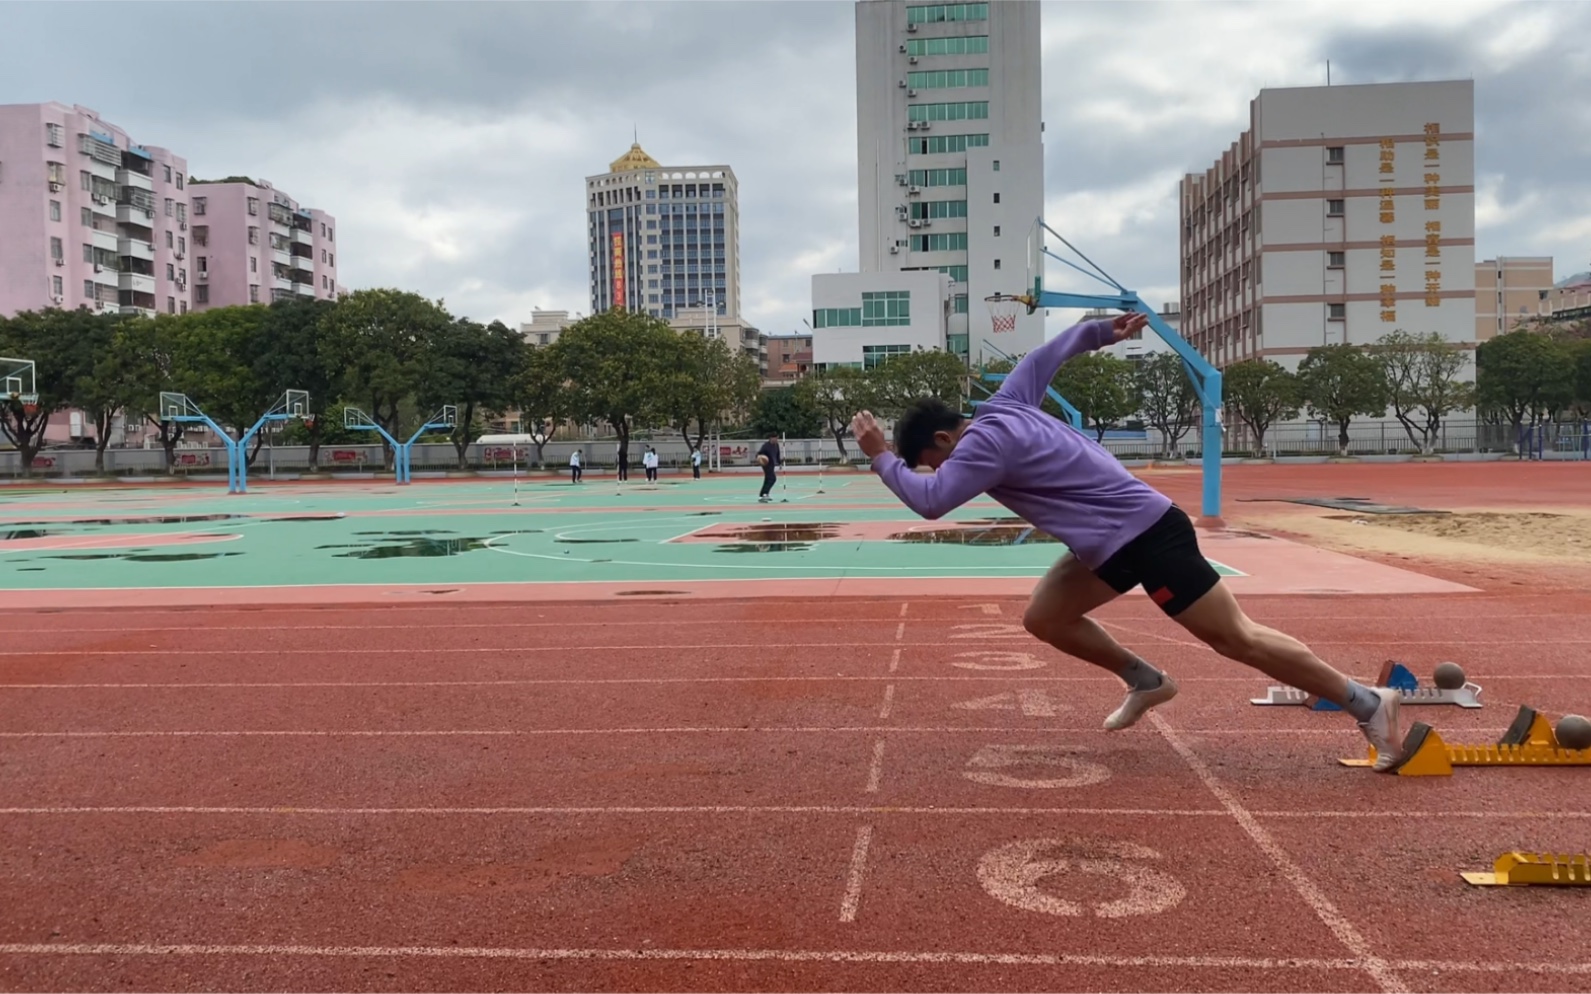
[3, 0, 1586, 335]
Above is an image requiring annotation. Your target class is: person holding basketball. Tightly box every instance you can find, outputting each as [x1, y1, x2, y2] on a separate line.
[755, 434, 781, 503]
[848, 312, 1406, 771]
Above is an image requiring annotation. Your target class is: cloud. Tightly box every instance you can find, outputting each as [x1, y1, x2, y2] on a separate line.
[1, 0, 1586, 336]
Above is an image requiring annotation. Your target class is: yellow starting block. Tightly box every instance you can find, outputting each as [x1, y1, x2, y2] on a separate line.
[1340, 705, 1591, 776]
[1462, 852, 1591, 887]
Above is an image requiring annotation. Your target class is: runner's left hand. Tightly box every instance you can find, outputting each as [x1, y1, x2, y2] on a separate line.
[850, 411, 888, 459]
[1111, 312, 1150, 342]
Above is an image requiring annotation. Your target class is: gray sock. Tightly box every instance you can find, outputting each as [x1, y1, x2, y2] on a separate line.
[1342, 680, 1382, 722]
[1118, 656, 1164, 692]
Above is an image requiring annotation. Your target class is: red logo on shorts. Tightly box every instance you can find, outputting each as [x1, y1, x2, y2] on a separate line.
[1149, 587, 1174, 606]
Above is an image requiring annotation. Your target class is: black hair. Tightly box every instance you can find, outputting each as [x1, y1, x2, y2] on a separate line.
[895, 397, 966, 468]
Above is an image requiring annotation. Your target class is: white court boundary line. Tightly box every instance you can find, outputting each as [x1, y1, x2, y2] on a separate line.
[3, 804, 1589, 819]
[2, 942, 1590, 977]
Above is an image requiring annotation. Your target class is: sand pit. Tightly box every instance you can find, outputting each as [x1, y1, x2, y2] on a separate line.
[1237, 509, 1591, 564]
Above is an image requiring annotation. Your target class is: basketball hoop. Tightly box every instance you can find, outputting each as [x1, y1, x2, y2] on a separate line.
[19, 393, 38, 415]
[985, 293, 1032, 334]
[302, 415, 316, 431]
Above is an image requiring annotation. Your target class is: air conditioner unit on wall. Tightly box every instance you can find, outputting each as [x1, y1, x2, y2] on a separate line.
[908, 185, 921, 195]
[909, 56, 918, 64]
[898, 80, 907, 88]
[898, 44, 907, 52]
[908, 219, 923, 228]
[889, 245, 900, 254]
[907, 23, 917, 31]
[908, 89, 918, 97]
[49, 181, 62, 192]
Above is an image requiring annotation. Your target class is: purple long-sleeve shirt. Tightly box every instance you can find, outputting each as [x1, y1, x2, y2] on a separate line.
[871, 318, 1172, 569]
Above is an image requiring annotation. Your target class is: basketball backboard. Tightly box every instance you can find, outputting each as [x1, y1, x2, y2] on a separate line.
[1, 356, 36, 408]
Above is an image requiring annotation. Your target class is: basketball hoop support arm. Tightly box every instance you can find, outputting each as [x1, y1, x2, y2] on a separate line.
[1032, 286, 1223, 520]
[397, 406, 459, 484]
[972, 337, 1085, 431]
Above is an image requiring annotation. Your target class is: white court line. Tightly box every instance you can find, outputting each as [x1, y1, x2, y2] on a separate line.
[1151, 714, 1407, 994]
[2, 942, 1590, 977]
[894, 621, 906, 640]
[878, 685, 895, 720]
[838, 825, 874, 923]
[864, 739, 887, 793]
[2, 804, 1588, 819]
[899, 602, 909, 617]
[889, 649, 901, 673]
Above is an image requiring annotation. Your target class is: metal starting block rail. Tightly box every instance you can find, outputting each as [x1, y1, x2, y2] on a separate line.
[1462, 852, 1591, 887]
[1251, 661, 1482, 709]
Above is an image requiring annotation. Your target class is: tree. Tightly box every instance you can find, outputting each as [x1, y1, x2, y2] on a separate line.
[552, 309, 680, 470]
[1053, 352, 1137, 442]
[1475, 330, 1575, 447]
[1134, 352, 1198, 458]
[750, 386, 823, 438]
[76, 311, 143, 473]
[418, 318, 525, 468]
[869, 349, 967, 420]
[255, 297, 339, 466]
[797, 366, 874, 459]
[115, 314, 191, 470]
[1222, 358, 1300, 457]
[1297, 344, 1386, 457]
[663, 334, 761, 453]
[0, 308, 106, 471]
[1574, 340, 1591, 420]
[321, 289, 452, 464]
[1373, 330, 1474, 454]
[166, 306, 276, 463]
[517, 345, 576, 467]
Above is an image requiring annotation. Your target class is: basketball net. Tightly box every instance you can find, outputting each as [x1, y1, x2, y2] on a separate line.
[17, 393, 38, 415]
[985, 294, 1023, 334]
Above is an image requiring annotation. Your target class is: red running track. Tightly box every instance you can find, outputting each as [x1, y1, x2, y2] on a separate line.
[2, 590, 1591, 993]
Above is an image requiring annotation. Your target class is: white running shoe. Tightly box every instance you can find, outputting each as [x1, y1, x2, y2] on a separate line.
[1358, 686, 1404, 772]
[1103, 674, 1179, 730]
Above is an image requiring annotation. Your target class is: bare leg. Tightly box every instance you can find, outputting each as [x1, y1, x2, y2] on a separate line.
[1020, 552, 1135, 672]
[1170, 582, 1349, 704]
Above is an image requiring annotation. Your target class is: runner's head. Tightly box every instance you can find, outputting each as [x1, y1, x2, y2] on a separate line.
[896, 397, 968, 470]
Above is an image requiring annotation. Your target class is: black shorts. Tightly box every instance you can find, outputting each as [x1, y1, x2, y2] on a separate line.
[1092, 505, 1221, 617]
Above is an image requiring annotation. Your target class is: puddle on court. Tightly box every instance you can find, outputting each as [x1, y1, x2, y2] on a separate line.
[325, 529, 538, 559]
[4, 514, 242, 527]
[35, 551, 244, 563]
[890, 517, 1058, 545]
[555, 538, 641, 544]
[714, 543, 813, 554]
[1, 529, 50, 540]
[712, 523, 840, 543]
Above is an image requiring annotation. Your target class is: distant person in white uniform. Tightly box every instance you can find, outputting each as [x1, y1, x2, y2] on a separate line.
[643, 446, 658, 482]
[691, 447, 702, 479]
[569, 448, 582, 484]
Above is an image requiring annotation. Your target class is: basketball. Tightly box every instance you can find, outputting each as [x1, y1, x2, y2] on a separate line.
[757, 455, 769, 466]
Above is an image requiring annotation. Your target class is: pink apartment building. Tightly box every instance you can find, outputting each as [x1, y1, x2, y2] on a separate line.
[188, 179, 336, 309]
[0, 102, 191, 319]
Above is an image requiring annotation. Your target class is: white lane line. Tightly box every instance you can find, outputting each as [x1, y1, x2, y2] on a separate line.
[1151, 714, 1407, 994]
[888, 649, 901, 673]
[2, 942, 1590, 977]
[864, 739, 887, 794]
[878, 685, 895, 720]
[898, 603, 909, 618]
[837, 824, 874, 923]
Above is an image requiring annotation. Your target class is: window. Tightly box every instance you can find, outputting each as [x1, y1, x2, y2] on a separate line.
[907, 35, 988, 56]
[862, 344, 913, 369]
[812, 307, 862, 329]
[165, 230, 174, 248]
[953, 294, 969, 314]
[83, 280, 94, 298]
[1327, 303, 1346, 320]
[197, 256, 207, 275]
[911, 232, 968, 252]
[247, 197, 259, 215]
[166, 263, 175, 280]
[1326, 146, 1345, 164]
[908, 168, 968, 187]
[195, 285, 209, 304]
[163, 164, 172, 183]
[83, 243, 93, 262]
[906, 3, 989, 24]
[52, 275, 63, 296]
[910, 199, 967, 219]
[193, 225, 207, 246]
[908, 101, 988, 122]
[249, 284, 259, 303]
[50, 236, 63, 260]
[179, 300, 188, 314]
[44, 199, 60, 223]
[993, 160, 1000, 171]
[80, 170, 91, 191]
[250, 256, 257, 273]
[45, 122, 64, 147]
[248, 226, 259, 245]
[994, 259, 1002, 269]
[176, 173, 183, 190]
[78, 207, 92, 228]
[909, 133, 989, 155]
[167, 296, 176, 314]
[907, 69, 989, 89]
[1328, 251, 1345, 268]
[327, 227, 333, 242]
[178, 236, 185, 254]
[861, 290, 911, 326]
[193, 196, 206, 216]
[164, 198, 174, 217]
[992, 192, 1000, 203]
[321, 249, 327, 263]
[322, 274, 328, 289]
[1327, 199, 1345, 216]
[993, 225, 1001, 237]
[176, 203, 185, 223]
